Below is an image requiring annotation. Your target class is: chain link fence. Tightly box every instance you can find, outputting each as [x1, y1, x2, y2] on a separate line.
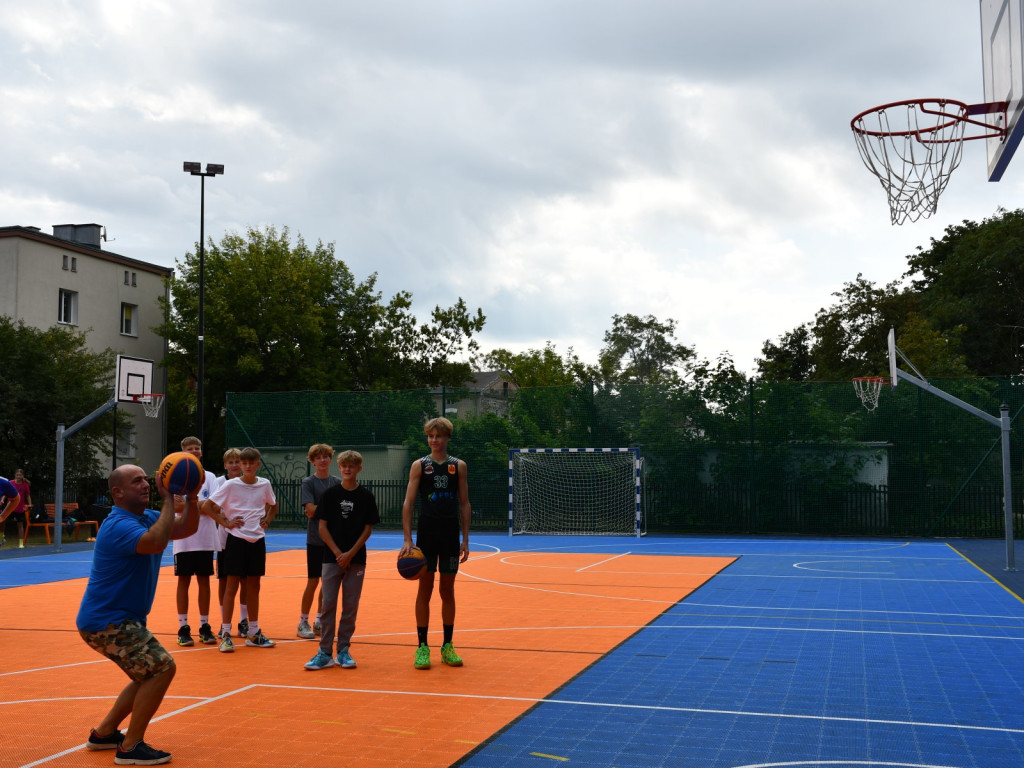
[226, 378, 1024, 538]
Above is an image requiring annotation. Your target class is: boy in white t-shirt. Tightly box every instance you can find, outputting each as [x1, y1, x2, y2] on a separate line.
[206, 448, 250, 636]
[206, 447, 278, 651]
[172, 436, 221, 646]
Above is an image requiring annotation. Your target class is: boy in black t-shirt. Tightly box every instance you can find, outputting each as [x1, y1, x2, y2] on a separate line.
[304, 450, 379, 670]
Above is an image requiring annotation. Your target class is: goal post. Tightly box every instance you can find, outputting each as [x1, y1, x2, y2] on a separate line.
[508, 448, 643, 537]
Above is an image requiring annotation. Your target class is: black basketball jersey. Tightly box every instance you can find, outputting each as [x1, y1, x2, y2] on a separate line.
[416, 455, 460, 520]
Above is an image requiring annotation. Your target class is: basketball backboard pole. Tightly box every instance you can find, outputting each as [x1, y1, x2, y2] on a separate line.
[53, 396, 118, 553]
[889, 329, 1015, 570]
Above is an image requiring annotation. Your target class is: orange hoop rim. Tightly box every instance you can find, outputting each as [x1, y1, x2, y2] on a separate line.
[850, 98, 1006, 142]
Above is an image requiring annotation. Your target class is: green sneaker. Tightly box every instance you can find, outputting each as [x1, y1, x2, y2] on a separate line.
[414, 643, 431, 670]
[440, 642, 463, 667]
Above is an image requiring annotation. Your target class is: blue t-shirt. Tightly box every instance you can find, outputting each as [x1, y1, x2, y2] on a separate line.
[76, 505, 163, 632]
[0, 477, 17, 504]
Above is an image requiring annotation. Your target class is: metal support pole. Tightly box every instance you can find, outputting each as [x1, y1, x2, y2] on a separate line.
[1001, 404, 1016, 571]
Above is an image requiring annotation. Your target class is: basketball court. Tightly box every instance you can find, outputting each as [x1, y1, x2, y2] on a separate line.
[3, 532, 1024, 767]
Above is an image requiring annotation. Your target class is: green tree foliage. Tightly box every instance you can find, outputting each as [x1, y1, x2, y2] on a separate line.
[483, 342, 596, 387]
[159, 226, 485, 463]
[0, 318, 116, 491]
[905, 208, 1024, 375]
[599, 313, 694, 388]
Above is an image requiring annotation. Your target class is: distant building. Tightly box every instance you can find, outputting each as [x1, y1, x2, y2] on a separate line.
[0, 223, 171, 472]
[432, 370, 517, 418]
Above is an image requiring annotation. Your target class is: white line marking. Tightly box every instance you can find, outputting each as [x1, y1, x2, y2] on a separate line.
[576, 552, 629, 573]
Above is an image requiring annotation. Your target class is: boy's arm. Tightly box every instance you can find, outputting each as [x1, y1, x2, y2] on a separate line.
[400, 460, 421, 555]
[261, 502, 278, 529]
[458, 460, 471, 562]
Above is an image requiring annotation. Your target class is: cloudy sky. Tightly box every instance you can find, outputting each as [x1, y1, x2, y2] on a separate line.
[3, 1, 1021, 375]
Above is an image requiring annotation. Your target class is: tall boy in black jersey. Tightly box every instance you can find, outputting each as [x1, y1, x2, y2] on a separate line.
[400, 417, 471, 669]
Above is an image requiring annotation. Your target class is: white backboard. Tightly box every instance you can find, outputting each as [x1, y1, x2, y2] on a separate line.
[981, 0, 1024, 180]
[116, 355, 154, 403]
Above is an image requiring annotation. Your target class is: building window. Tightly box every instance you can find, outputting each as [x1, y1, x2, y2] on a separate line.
[62, 254, 68, 270]
[121, 303, 138, 336]
[58, 289, 78, 325]
[124, 270, 137, 286]
[116, 424, 137, 459]
[71, 256, 77, 272]
[124, 270, 130, 285]
[131, 271, 137, 287]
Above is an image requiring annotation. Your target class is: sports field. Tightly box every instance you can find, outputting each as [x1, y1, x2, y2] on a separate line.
[2, 532, 1024, 767]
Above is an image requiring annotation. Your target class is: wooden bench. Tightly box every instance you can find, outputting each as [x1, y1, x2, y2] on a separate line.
[27, 505, 57, 544]
[33, 503, 97, 543]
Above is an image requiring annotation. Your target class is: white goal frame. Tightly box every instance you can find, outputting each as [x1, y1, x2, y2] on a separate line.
[508, 448, 643, 537]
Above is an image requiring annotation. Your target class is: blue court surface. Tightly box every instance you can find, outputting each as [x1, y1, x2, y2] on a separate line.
[4, 533, 1023, 768]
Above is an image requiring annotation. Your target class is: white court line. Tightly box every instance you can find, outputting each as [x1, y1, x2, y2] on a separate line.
[18, 680, 1008, 767]
[575, 551, 628, 573]
[679, 600, 1024, 622]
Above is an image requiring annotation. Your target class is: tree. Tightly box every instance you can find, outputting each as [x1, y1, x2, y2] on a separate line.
[598, 314, 695, 388]
[158, 226, 486, 461]
[0, 318, 116, 491]
[905, 207, 1024, 375]
[483, 342, 596, 387]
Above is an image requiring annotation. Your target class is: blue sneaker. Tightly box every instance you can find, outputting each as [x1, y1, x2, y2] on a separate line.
[337, 648, 357, 668]
[114, 739, 171, 765]
[304, 650, 336, 670]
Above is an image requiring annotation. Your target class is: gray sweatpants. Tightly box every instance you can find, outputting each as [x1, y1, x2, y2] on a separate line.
[319, 560, 367, 654]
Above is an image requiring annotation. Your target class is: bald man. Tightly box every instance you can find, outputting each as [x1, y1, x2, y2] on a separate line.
[76, 464, 199, 765]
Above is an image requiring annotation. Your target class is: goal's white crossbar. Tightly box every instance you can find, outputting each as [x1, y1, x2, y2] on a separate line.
[508, 448, 643, 537]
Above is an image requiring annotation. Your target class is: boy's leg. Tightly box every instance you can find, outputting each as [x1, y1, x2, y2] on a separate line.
[318, 562, 342, 655]
[245, 575, 261, 622]
[336, 563, 367, 663]
[221, 577, 239, 626]
[438, 572, 457, 625]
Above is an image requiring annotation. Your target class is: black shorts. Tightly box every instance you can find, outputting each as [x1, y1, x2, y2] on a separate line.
[416, 517, 461, 575]
[6, 511, 25, 524]
[174, 550, 215, 577]
[220, 535, 267, 578]
[306, 544, 327, 578]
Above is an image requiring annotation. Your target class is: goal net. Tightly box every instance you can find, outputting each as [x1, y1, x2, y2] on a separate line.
[509, 448, 643, 536]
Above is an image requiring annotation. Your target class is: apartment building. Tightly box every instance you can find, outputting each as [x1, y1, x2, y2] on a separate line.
[0, 223, 172, 472]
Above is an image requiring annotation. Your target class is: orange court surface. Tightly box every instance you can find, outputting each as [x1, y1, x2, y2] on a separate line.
[0, 539, 733, 768]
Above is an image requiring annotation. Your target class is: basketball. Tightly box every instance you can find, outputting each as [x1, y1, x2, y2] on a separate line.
[397, 546, 426, 580]
[156, 452, 204, 496]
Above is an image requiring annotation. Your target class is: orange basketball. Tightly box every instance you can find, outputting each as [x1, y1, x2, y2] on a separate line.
[397, 546, 427, 579]
[157, 452, 204, 496]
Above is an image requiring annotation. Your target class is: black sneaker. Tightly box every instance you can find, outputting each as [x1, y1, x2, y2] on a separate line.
[177, 624, 195, 647]
[237, 617, 249, 637]
[198, 622, 217, 645]
[87, 728, 125, 750]
[114, 740, 171, 765]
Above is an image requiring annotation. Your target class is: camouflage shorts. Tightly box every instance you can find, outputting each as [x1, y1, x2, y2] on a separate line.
[79, 619, 175, 683]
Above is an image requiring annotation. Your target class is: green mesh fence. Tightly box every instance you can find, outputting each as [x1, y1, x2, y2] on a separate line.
[226, 379, 1024, 538]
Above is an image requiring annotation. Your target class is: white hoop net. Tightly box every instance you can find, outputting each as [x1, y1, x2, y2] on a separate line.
[136, 394, 165, 419]
[852, 100, 967, 225]
[852, 377, 886, 412]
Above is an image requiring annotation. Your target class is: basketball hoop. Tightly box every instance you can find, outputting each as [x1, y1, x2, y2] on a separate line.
[851, 98, 1006, 225]
[852, 377, 888, 412]
[133, 393, 165, 419]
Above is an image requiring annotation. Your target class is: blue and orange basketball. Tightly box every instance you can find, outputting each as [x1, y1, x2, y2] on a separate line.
[397, 546, 426, 580]
[157, 451, 204, 496]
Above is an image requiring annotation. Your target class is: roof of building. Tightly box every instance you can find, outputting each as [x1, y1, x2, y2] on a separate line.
[0, 225, 173, 276]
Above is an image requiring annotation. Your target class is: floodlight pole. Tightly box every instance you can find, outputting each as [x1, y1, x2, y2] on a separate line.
[183, 162, 224, 445]
[895, 368, 1015, 570]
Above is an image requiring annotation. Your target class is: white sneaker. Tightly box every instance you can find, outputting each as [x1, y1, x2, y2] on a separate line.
[297, 620, 315, 639]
